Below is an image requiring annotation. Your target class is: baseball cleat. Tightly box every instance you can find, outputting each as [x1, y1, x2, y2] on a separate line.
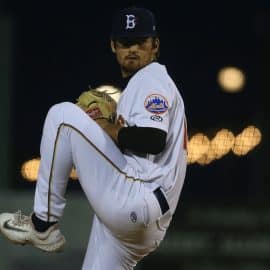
[0, 210, 66, 252]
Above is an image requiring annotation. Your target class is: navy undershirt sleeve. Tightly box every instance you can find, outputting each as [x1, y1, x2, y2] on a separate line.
[118, 126, 167, 155]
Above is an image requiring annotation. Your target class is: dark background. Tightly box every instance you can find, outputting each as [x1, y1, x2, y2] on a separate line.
[0, 1, 270, 269]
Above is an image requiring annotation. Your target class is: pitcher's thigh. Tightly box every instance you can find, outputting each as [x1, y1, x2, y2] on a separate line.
[69, 128, 128, 210]
[82, 216, 137, 270]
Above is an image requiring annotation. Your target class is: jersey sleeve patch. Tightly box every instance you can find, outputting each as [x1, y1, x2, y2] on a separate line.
[144, 94, 169, 114]
[150, 115, 163, 122]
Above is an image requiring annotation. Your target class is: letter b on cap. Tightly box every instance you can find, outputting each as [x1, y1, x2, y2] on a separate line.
[125, 14, 136, 29]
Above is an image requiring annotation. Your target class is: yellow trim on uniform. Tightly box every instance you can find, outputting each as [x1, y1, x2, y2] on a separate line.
[47, 124, 63, 222]
[47, 123, 143, 222]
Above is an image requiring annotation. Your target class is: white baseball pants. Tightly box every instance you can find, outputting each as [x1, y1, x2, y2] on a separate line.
[34, 102, 172, 270]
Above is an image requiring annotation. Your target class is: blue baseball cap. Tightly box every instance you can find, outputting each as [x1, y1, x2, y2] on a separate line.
[111, 7, 157, 39]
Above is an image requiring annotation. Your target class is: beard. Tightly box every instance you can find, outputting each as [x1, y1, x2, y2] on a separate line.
[121, 55, 147, 76]
[122, 60, 141, 73]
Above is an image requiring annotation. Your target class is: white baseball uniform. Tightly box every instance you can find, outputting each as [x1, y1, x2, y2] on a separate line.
[34, 62, 187, 269]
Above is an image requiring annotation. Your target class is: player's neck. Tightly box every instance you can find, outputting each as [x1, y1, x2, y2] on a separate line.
[121, 69, 135, 78]
[121, 61, 155, 78]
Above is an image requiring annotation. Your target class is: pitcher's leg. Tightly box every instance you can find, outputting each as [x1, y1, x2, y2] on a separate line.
[31, 102, 153, 266]
[82, 215, 137, 270]
[34, 124, 73, 222]
[34, 101, 129, 223]
[68, 121, 149, 235]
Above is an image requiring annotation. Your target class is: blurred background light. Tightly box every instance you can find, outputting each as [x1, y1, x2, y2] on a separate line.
[197, 129, 235, 165]
[21, 126, 262, 180]
[96, 85, 121, 102]
[232, 126, 262, 156]
[187, 133, 210, 164]
[197, 146, 216, 165]
[21, 158, 40, 182]
[218, 66, 246, 92]
[70, 167, 78, 180]
[211, 129, 235, 159]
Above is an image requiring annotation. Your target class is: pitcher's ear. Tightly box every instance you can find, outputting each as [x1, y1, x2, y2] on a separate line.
[154, 38, 160, 49]
[111, 40, 116, 53]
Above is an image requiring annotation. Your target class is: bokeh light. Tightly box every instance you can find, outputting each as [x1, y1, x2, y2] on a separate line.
[187, 133, 210, 164]
[21, 158, 40, 182]
[211, 129, 235, 159]
[232, 126, 262, 156]
[197, 146, 216, 165]
[96, 85, 121, 102]
[197, 129, 235, 165]
[70, 167, 78, 180]
[21, 126, 262, 181]
[218, 67, 246, 92]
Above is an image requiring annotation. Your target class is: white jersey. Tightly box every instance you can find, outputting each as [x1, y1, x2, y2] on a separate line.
[117, 62, 187, 194]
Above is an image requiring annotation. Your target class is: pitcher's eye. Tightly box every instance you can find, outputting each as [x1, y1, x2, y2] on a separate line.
[116, 37, 148, 47]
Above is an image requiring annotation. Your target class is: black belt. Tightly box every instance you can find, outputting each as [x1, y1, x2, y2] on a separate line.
[153, 187, 170, 215]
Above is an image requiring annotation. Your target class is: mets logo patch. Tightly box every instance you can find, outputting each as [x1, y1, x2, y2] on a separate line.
[144, 94, 169, 114]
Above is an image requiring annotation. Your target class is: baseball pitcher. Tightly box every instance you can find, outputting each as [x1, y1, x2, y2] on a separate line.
[0, 7, 188, 270]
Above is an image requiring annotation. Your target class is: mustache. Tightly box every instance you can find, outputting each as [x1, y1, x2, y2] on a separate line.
[125, 54, 140, 59]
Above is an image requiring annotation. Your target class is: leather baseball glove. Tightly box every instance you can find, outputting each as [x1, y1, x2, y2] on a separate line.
[76, 89, 117, 123]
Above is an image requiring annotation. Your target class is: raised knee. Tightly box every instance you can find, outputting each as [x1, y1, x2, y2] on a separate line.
[47, 102, 75, 115]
